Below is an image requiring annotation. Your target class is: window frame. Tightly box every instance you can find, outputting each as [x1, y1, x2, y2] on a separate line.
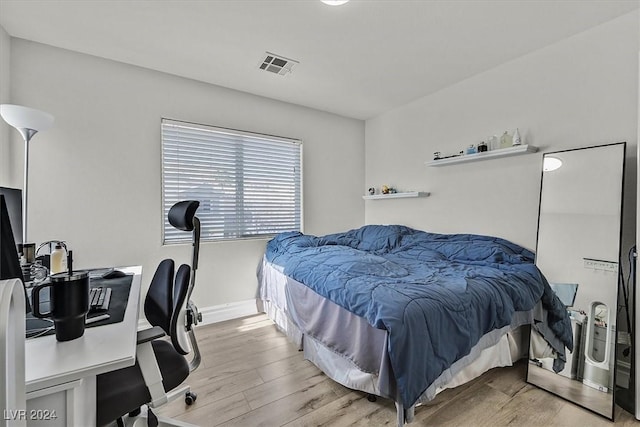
[160, 118, 304, 244]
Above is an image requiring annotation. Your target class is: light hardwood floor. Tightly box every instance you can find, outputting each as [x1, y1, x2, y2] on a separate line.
[158, 314, 639, 426]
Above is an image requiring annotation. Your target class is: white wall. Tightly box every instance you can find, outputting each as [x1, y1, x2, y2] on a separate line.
[9, 39, 365, 308]
[0, 24, 12, 185]
[365, 11, 638, 254]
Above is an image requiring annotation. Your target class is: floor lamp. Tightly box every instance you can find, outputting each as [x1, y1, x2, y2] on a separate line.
[0, 104, 54, 245]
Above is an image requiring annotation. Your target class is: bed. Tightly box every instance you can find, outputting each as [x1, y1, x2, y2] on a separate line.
[257, 225, 573, 425]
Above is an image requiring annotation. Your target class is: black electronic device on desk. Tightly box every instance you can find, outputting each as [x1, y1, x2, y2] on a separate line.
[0, 193, 30, 313]
[87, 268, 129, 312]
[89, 267, 127, 280]
[89, 286, 112, 312]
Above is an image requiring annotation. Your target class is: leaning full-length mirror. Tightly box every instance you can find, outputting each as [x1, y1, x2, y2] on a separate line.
[527, 142, 626, 419]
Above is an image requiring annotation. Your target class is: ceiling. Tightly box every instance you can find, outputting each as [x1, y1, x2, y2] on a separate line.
[0, 0, 638, 120]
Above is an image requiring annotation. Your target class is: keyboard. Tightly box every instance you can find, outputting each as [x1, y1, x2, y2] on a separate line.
[89, 287, 112, 312]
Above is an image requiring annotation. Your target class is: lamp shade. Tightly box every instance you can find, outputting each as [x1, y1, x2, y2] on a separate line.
[543, 156, 563, 172]
[0, 104, 54, 132]
[321, 0, 349, 5]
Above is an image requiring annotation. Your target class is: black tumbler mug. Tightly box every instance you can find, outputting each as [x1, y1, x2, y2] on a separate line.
[32, 271, 90, 341]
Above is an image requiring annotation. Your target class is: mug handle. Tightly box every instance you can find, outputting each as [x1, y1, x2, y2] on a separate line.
[32, 282, 53, 318]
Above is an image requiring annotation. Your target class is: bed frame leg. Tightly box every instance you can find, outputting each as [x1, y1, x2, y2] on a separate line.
[367, 394, 377, 402]
[405, 405, 415, 423]
[394, 402, 415, 426]
[395, 401, 404, 426]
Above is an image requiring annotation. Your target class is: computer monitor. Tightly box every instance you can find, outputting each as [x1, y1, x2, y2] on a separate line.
[0, 187, 22, 245]
[0, 194, 30, 313]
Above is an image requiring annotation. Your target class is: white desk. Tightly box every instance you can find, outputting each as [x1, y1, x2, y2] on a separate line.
[24, 266, 141, 426]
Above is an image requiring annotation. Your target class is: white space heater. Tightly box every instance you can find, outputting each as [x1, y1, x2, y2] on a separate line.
[582, 301, 612, 393]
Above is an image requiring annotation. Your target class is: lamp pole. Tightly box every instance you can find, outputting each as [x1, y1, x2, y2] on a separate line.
[19, 129, 38, 243]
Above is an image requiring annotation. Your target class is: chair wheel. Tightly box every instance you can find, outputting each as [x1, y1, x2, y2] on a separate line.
[185, 391, 197, 405]
[367, 394, 377, 402]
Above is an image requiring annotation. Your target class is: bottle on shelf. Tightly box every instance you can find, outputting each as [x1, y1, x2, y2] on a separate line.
[488, 135, 499, 150]
[513, 128, 522, 146]
[466, 144, 477, 155]
[499, 131, 512, 149]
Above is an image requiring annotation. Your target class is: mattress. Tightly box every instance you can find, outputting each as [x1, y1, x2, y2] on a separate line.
[258, 257, 528, 405]
[265, 225, 572, 408]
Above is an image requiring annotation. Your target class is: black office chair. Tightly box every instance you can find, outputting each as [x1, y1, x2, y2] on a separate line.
[96, 201, 202, 427]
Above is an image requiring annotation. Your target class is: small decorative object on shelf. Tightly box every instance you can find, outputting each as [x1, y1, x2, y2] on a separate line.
[488, 135, 499, 150]
[477, 141, 488, 152]
[433, 151, 441, 160]
[381, 185, 398, 194]
[500, 131, 512, 149]
[512, 128, 522, 146]
[433, 153, 462, 161]
[368, 187, 375, 195]
[466, 144, 477, 155]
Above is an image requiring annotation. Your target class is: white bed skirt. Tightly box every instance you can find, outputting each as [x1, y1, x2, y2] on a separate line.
[257, 257, 529, 406]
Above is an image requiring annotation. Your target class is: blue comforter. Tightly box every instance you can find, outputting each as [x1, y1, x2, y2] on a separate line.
[265, 225, 573, 408]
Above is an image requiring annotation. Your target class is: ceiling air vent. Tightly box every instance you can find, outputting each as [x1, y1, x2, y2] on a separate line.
[259, 52, 299, 76]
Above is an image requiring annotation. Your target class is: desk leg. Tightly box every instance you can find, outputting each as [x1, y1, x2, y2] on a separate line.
[26, 376, 96, 427]
[68, 376, 96, 426]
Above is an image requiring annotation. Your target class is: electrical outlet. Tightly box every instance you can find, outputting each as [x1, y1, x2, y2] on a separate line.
[583, 258, 618, 272]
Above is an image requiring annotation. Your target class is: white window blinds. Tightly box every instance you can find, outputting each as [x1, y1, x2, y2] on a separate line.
[161, 119, 302, 243]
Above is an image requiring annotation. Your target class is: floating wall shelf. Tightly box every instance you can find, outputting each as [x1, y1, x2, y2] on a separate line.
[362, 191, 430, 200]
[425, 144, 538, 167]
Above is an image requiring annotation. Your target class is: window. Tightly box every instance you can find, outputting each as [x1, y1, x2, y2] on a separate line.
[161, 119, 302, 243]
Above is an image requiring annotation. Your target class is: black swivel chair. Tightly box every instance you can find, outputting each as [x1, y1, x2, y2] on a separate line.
[96, 201, 203, 427]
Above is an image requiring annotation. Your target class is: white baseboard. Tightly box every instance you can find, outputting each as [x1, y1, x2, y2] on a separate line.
[138, 299, 260, 330]
[198, 299, 260, 325]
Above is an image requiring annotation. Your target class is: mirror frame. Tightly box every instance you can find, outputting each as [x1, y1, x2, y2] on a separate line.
[527, 141, 626, 420]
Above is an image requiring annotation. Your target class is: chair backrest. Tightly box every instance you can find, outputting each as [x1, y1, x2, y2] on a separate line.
[170, 264, 191, 355]
[144, 259, 174, 335]
[144, 260, 191, 356]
